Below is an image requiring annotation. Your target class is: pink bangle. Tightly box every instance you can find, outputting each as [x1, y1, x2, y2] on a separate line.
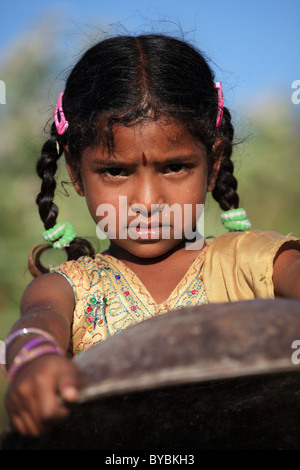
[8, 343, 64, 381]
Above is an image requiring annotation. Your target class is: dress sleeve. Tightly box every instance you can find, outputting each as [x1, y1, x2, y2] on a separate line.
[203, 230, 300, 303]
[50, 258, 91, 303]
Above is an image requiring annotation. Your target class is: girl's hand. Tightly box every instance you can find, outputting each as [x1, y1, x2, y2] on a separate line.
[5, 354, 85, 436]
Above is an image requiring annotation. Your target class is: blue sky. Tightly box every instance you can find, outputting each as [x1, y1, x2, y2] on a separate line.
[0, 0, 299, 111]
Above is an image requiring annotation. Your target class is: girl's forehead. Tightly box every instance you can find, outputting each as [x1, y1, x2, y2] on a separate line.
[106, 120, 200, 152]
[82, 118, 205, 163]
[83, 136, 205, 170]
[115, 118, 188, 138]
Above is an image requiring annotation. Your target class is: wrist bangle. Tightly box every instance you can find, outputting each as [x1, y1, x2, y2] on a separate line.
[5, 327, 56, 349]
[7, 343, 64, 382]
[3, 328, 59, 379]
[22, 336, 56, 351]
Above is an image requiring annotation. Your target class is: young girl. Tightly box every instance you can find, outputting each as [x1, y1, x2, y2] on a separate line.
[3, 34, 300, 437]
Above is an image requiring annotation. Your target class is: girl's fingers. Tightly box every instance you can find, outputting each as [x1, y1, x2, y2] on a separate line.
[59, 379, 78, 402]
[6, 357, 72, 435]
[10, 382, 71, 436]
[5, 356, 86, 436]
[9, 394, 42, 436]
[57, 361, 86, 403]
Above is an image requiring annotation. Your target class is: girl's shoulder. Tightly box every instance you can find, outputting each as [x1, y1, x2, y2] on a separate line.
[206, 229, 300, 253]
[203, 229, 300, 303]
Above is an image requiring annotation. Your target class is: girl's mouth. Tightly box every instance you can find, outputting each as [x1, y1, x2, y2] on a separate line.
[126, 224, 171, 240]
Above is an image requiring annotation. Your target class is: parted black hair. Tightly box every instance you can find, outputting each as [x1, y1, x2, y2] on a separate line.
[29, 34, 239, 276]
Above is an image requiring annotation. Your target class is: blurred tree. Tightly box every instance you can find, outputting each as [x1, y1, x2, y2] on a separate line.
[0, 21, 103, 430]
[205, 100, 300, 238]
[238, 102, 300, 236]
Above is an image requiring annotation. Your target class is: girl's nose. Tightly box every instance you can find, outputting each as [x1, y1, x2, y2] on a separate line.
[129, 175, 165, 215]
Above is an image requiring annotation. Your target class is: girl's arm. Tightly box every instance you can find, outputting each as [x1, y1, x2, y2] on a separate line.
[6, 272, 75, 365]
[273, 247, 300, 299]
[5, 273, 84, 436]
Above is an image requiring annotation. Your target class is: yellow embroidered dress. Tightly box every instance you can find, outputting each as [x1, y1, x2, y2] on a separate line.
[52, 246, 207, 355]
[51, 230, 300, 356]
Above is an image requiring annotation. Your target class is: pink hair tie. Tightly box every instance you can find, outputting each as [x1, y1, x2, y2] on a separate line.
[54, 92, 69, 135]
[215, 82, 224, 128]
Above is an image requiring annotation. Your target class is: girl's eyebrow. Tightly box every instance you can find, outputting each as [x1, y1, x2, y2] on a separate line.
[90, 158, 132, 167]
[90, 153, 200, 166]
[161, 154, 200, 164]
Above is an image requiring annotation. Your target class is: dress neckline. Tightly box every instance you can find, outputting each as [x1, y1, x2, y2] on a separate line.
[97, 246, 207, 308]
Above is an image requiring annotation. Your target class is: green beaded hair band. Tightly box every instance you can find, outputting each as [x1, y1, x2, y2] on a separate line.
[221, 208, 252, 232]
[42, 222, 76, 249]
[42, 212, 250, 248]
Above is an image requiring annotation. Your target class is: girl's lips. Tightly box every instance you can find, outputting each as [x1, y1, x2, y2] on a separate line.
[126, 225, 171, 239]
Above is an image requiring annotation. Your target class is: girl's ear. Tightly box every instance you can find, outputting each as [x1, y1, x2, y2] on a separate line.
[65, 147, 85, 196]
[207, 139, 223, 192]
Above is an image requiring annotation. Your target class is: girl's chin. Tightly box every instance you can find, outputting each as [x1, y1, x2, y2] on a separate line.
[108, 237, 189, 260]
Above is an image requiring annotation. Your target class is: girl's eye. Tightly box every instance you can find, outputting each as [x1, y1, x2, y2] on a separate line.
[102, 168, 127, 177]
[164, 164, 185, 173]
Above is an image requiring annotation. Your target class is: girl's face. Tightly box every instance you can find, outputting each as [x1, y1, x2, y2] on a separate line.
[68, 118, 220, 260]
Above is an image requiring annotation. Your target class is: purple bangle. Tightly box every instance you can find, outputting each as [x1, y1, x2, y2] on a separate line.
[8, 344, 64, 381]
[4, 330, 58, 377]
[3, 337, 55, 377]
[23, 337, 46, 351]
[23, 336, 56, 351]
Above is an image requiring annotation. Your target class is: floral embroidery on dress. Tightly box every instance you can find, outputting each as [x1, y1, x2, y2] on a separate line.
[84, 290, 107, 333]
[52, 246, 208, 356]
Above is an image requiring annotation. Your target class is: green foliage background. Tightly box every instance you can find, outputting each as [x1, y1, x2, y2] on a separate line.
[0, 24, 299, 432]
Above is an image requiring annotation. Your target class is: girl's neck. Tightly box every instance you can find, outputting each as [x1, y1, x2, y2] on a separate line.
[107, 239, 205, 267]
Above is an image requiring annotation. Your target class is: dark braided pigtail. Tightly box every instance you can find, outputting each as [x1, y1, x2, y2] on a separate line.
[212, 106, 239, 211]
[211, 103, 252, 231]
[36, 123, 62, 230]
[29, 123, 94, 277]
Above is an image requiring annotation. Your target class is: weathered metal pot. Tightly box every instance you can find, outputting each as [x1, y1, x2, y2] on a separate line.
[1, 298, 300, 450]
